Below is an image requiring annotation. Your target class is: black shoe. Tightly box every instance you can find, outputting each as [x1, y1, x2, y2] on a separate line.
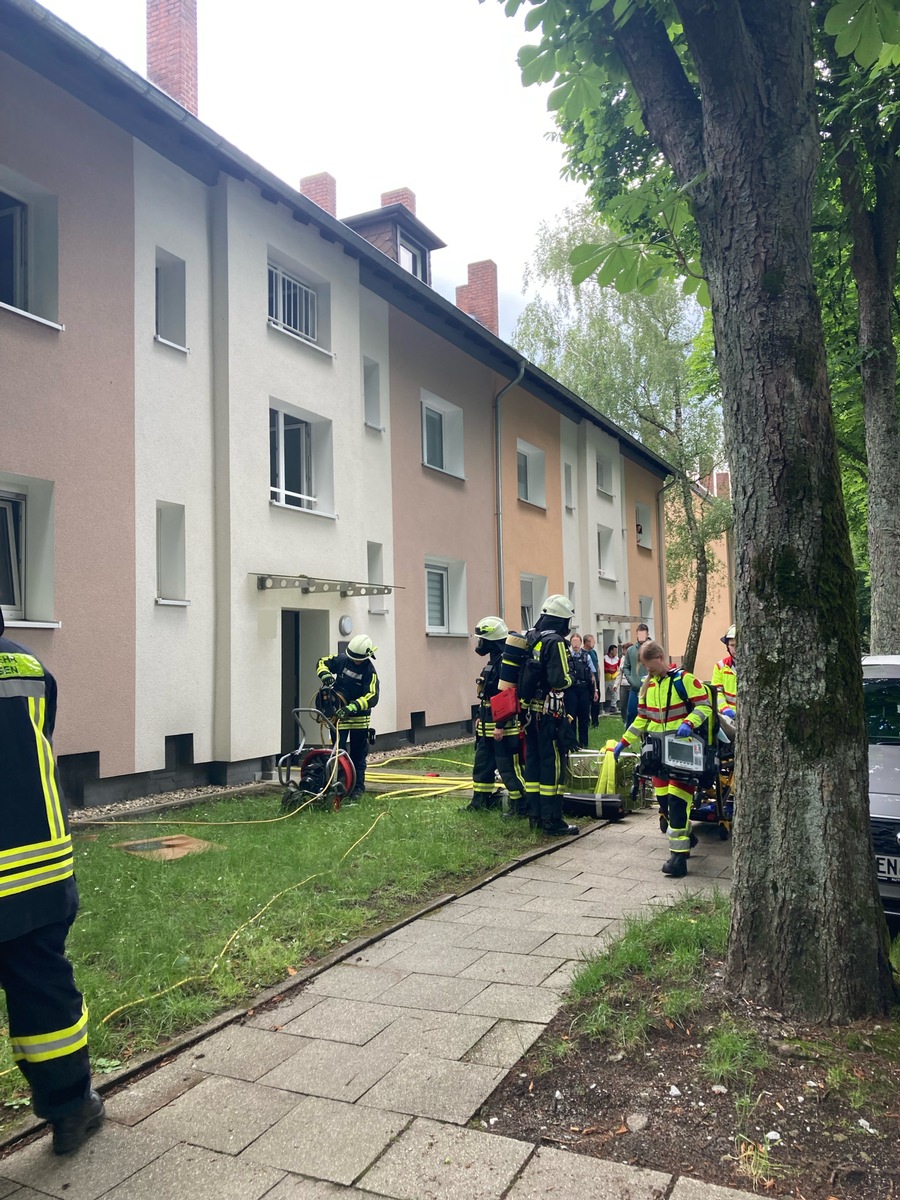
[661, 855, 688, 878]
[52, 1091, 104, 1156]
[459, 802, 484, 813]
[541, 823, 579, 837]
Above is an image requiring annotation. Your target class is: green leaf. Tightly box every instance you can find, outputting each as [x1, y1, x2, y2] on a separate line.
[854, 0, 884, 64]
[697, 280, 711, 308]
[569, 242, 606, 264]
[824, 0, 865, 37]
[572, 254, 607, 285]
[835, 23, 861, 55]
[523, 3, 547, 32]
[548, 79, 574, 111]
[876, 0, 900, 42]
[505, 0, 528, 14]
[612, 0, 634, 22]
[563, 73, 605, 119]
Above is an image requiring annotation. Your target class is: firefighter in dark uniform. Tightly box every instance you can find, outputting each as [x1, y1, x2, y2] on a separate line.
[462, 617, 526, 813]
[522, 595, 579, 837]
[317, 634, 379, 798]
[0, 610, 103, 1154]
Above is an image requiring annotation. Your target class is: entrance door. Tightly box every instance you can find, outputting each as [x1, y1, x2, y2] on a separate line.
[281, 609, 332, 755]
[281, 611, 301, 755]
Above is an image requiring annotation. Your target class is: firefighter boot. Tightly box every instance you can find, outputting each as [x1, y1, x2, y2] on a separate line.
[52, 1091, 105, 1155]
[661, 854, 688, 879]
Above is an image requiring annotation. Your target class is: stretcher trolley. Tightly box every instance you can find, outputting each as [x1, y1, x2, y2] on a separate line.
[561, 748, 654, 821]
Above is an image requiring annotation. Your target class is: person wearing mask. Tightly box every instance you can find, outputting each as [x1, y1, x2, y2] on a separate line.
[316, 635, 379, 798]
[462, 616, 526, 813]
[582, 634, 602, 728]
[565, 633, 597, 750]
[622, 623, 651, 726]
[521, 595, 579, 837]
[602, 644, 620, 714]
[0, 610, 103, 1155]
[711, 625, 737, 719]
[613, 640, 712, 877]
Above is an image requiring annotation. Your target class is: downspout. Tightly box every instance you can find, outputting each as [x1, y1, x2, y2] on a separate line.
[656, 475, 680, 652]
[494, 360, 526, 619]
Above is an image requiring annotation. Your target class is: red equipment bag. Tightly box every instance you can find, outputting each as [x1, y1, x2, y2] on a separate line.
[490, 688, 519, 724]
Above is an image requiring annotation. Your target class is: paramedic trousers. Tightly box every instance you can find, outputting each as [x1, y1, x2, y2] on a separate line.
[472, 711, 525, 809]
[0, 917, 91, 1120]
[653, 776, 696, 858]
[523, 715, 568, 830]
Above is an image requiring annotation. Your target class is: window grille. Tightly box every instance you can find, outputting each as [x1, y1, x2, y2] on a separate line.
[268, 264, 317, 343]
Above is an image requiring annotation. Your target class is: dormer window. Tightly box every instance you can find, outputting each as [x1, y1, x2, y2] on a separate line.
[399, 234, 426, 281]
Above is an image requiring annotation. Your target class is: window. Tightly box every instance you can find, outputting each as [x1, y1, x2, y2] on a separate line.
[367, 541, 386, 615]
[520, 573, 547, 631]
[269, 403, 334, 516]
[516, 439, 546, 507]
[0, 494, 24, 620]
[268, 262, 317, 343]
[636, 502, 653, 548]
[399, 234, 426, 281]
[0, 168, 58, 324]
[425, 556, 468, 634]
[363, 357, 382, 429]
[156, 502, 186, 602]
[421, 391, 464, 477]
[567, 580, 576, 606]
[564, 463, 574, 510]
[0, 191, 26, 310]
[155, 248, 186, 349]
[639, 595, 655, 636]
[596, 455, 614, 496]
[425, 564, 449, 633]
[597, 525, 615, 580]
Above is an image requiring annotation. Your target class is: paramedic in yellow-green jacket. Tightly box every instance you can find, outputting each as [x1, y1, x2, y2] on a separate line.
[711, 624, 737, 718]
[613, 640, 711, 878]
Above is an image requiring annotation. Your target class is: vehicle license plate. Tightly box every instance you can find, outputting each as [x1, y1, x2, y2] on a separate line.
[876, 854, 900, 882]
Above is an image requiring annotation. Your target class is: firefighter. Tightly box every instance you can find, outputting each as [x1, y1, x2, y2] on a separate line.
[0, 610, 103, 1154]
[711, 624, 737, 718]
[317, 634, 379, 798]
[522, 595, 579, 837]
[614, 640, 711, 877]
[462, 617, 526, 813]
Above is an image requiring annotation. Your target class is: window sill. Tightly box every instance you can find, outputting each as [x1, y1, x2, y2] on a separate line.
[154, 334, 190, 354]
[267, 319, 335, 359]
[156, 598, 191, 607]
[368, 608, 389, 616]
[426, 631, 470, 638]
[0, 300, 64, 331]
[565, 504, 575, 513]
[637, 543, 653, 552]
[596, 487, 615, 500]
[365, 421, 386, 433]
[597, 574, 618, 583]
[3, 619, 62, 629]
[422, 462, 466, 482]
[518, 496, 547, 512]
[269, 500, 338, 520]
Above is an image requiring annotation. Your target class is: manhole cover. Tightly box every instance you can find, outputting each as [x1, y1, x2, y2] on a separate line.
[112, 834, 223, 861]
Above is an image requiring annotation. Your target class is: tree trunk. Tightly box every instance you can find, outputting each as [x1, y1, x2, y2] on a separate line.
[609, 0, 895, 1018]
[678, 467, 707, 675]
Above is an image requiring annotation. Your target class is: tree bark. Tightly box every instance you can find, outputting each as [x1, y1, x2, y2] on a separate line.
[606, 0, 895, 1018]
[678, 473, 707, 675]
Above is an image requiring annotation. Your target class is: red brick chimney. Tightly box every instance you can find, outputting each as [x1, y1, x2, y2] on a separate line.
[299, 173, 337, 217]
[146, 0, 198, 115]
[456, 260, 499, 336]
[381, 188, 416, 214]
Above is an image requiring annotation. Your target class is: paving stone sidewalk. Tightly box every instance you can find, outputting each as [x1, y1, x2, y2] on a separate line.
[0, 808, 753, 1200]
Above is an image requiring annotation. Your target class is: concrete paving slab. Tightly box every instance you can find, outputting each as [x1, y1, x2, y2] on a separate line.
[260, 1178, 374, 1199]
[505, 1145, 671, 1200]
[375, 972, 489, 1013]
[357, 1054, 506, 1124]
[460, 982, 562, 1024]
[510, 864, 586, 883]
[567, 871, 641, 891]
[457, 891, 534, 912]
[186, 1024, 303, 1081]
[421, 903, 481, 924]
[358, 1116, 532, 1200]
[524, 913, 611, 937]
[240, 1096, 410, 1185]
[460, 951, 563, 987]
[341, 938, 414, 967]
[669, 1180, 759, 1200]
[0, 1122, 175, 1200]
[304, 965, 410, 1002]
[102, 1142, 285, 1200]
[366, 1009, 495, 1059]
[457, 925, 552, 955]
[104, 1060, 208, 1126]
[529, 932, 607, 959]
[463, 1019, 546, 1068]
[137, 1074, 299, 1155]
[245, 992, 323, 1030]
[257, 1038, 405, 1102]
[385, 943, 487, 977]
[0, 1183, 18, 1199]
[518, 895, 617, 920]
[282, 997, 408, 1044]
[385, 918, 476, 945]
[507, 879, 592, 900]
[455, 908, 532, 929]
[539, 961, 581, 990]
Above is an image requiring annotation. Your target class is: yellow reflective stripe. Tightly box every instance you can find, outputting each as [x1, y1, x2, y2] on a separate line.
[11, 1005, 88, 1063]
[0, 652, 44, 679]
[356, 671, 378, 711]
[0, 835, 72, 869]
[28, 695, 64, 840]
[0, 857, 75, 897]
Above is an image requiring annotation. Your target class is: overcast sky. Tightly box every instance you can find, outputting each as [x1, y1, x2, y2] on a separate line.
[40, 0, 587, 339]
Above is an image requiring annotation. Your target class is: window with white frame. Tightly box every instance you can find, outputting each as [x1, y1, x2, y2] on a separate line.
[597, 525, 615, 580]
[266, 257, 333, 350]
[635, 502, 653, 548]
[596, 454, 614, 496]
[0, 494, 25, 620]
[516, 439, 546, 507]
[639, 595, 655, 636]
[564, 463, 574, 510]
[363, 357, 382, 429]
[520, 573, 547, 631]
[0, 168, 58, 323]
[567, 580, 575, 606]
[399, 234, 426, 281]
[367, 540, 387, 615]
[421, 390, 464, 477]
[269, 403, 335, 514]
[425, 557, 467, 634]
[155, 248, 186, 349]
[156, 501, 186, 602]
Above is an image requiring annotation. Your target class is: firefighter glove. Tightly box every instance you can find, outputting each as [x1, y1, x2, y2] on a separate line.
[722, 706, 736, 719]
[676, 722, 693, 738]
[320, 672, 336, 687]
[344, 701, 359, 715]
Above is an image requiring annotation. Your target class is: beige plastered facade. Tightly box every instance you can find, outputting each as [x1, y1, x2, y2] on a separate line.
[667, 526, 734, 680]
[622, 457, 665, 646]
[0, 53, 136, 777]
